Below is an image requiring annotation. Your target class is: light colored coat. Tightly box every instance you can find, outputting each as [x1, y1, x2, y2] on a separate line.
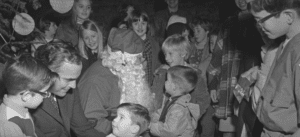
[150, 94, 200, 137]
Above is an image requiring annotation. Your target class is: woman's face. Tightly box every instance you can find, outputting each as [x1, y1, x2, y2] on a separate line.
[82, 29, 99, 50]
[74, 0, 92, 20]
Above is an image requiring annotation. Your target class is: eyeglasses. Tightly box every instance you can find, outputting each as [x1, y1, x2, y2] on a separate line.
[257, 12, 280, 27]
[20, 90, 51, 98]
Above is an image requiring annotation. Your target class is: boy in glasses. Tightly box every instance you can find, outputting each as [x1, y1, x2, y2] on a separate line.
[249, 0, 300, 136]
[0, 54, 56, 137]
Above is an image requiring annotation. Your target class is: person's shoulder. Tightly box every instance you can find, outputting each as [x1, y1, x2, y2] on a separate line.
[0, 119, 26, 137]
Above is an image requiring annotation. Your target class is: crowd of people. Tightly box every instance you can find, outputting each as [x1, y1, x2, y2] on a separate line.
[1, 0, 300, 137]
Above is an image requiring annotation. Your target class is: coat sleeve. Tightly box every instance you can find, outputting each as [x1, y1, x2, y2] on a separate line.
[78, 79, 114, 135]
[150, 106, 189, 137]
[0, 121, 28, 137]
[294, 58, 300, 124]
[70, 88, 106, 137]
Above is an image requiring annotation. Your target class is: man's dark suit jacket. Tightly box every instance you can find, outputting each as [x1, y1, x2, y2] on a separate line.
[30, 89, 105, 137]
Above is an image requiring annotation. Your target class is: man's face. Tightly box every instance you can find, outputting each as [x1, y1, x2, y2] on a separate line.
[50, 62, 82, 97]
[166, 0, 178, 9]
[251, 10, 288, 39]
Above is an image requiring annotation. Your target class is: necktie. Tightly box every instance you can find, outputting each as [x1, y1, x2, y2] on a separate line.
[50, 95, 60, 114]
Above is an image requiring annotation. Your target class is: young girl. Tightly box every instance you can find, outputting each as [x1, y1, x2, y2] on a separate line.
[55, 0, 92, 47]
[151, 34, 210, 119]
[129, 9, 161, 85]
[78, 20, 103, 76]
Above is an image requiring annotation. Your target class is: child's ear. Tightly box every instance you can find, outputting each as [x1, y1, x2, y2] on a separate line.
[130, 124, 140, 134]
[21, 91, 32, 102]
[283, 9, 296, 25]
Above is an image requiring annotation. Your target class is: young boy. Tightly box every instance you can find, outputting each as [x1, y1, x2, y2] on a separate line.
[0, 54, 55, 137]
[249, 0, 300, 136]
[150, 65, 200, 137]
[32, 14, 57, 55]
[106, 103, 151, 137]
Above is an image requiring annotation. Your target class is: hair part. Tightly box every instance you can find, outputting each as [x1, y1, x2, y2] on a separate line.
[167, 65, 198, 94]
[34, 41, 82, 72]
[78, 20, 104, 59]
[117, 103, 150, 136]
[250, 0, 300, 15]
[3, 54, 57, 95]
[162, 34, 192, 61]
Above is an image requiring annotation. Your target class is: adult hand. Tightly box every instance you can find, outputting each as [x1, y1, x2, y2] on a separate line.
[210, 90, 218, 103]
[241, 66, 259, 80]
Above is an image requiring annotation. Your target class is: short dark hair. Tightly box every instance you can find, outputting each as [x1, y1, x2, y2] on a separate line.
[129, 9, 149, 24]
[3, 54, 56, 95]
[39, 14, 57, 33]
[118, 103, 150, 136]
[35, 41, 82, 72]
[167, 65, 198, 94]
[190, 16, 212, 32]
[250, 0, 300, 15]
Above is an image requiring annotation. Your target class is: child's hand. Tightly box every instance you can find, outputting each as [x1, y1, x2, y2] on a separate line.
[210, 90, 218, 103]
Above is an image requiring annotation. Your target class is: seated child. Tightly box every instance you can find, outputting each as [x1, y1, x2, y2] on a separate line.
[32, 14, 57, 56]
[107, 103, 151, 137]
[0, 54, 56, 137]
[150, 65, 200, 137]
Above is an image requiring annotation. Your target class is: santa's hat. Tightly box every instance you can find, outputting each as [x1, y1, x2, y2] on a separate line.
[166, 15, 187, 30]
[108, 28, 144, 54]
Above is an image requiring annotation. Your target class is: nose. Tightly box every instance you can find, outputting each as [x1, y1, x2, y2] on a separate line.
[165, 54, 170, 62]
[68, 81, 76, 89]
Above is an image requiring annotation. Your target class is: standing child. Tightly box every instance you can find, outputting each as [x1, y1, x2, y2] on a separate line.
[151, 34, 210, 118]
[106, 103, 151, 137]
[249, 0, 300, 136]
[0, 54, 55, 137]
[150, 65, 200, 137]
[129, 9, 161, 85]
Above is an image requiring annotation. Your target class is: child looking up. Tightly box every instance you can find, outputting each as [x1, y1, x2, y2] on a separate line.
[0, 54, 56, 137]
[150, 65, 200, 137]
[107, 103, 151, 137]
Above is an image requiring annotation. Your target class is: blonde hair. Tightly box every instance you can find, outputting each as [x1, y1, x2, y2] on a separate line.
[78, 20, 103, 59]
[162, 34, 192, 61]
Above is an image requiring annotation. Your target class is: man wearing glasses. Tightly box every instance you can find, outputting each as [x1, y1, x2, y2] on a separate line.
[30, 41, 105, 137]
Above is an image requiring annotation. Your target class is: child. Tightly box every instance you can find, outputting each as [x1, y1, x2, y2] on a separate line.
[55, 0, 92, 47]
[189, 16, 213, 78]
[0, 54, 55, 137]
[106, 103, 151, 137]
[129, 9, 161, 85]
[32, 14, 57, 56]
[248, 0, 300, 136]
[151, 34, 210, 117]
[78, 20, 104, 78]
[150, 65, 200, 137]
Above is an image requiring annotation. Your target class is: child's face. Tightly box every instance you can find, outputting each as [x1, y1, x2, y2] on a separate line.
[82, 29, 99, 50]
[193, 25, 208, 43]
[112, 108, 136, 137]
[164, 48, 185, 67]
[235, 0, 247, 11]
[251, 10, 288, 39]
[26, 83, 51, 109]
[74, 0, 91, 20]
[165, 73, 176, 96]
[46, 22, 57, 36]
[132, 18, 147, 40]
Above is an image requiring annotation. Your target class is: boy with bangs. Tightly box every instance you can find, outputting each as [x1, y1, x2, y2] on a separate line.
[0, 54, 55, 137]
[249, 0, 300, 136]
[107, 103, 151, 137]
[150, 65, 200, 137]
